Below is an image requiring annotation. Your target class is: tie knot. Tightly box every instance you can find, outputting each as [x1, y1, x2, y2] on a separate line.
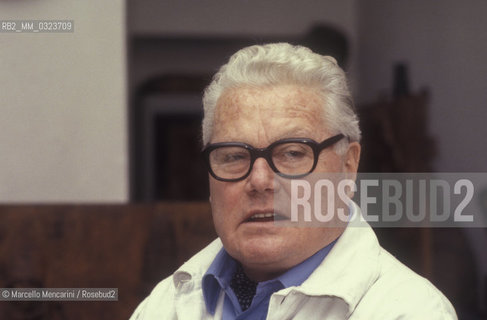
[230, 264, 258, 311]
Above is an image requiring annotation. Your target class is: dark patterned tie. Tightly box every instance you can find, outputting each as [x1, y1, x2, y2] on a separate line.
[230, 264, 258, 311]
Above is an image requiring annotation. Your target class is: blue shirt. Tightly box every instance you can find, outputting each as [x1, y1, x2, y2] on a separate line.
[202, 240, 336, 320]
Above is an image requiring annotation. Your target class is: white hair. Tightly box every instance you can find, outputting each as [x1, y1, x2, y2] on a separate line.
[202, 43, 361, 154]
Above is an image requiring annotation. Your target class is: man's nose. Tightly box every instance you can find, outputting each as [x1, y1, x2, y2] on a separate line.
[246, 157, 277, 193]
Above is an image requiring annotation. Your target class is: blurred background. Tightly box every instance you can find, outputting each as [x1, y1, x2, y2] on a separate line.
[1, 0, 486, 319]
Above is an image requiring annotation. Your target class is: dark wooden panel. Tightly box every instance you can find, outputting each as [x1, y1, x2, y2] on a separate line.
[0, 203, 216, 320]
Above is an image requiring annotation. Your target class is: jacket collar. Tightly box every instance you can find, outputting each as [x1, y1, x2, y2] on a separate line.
[173, 237, 223, 289]
[282, 202, 381, 316]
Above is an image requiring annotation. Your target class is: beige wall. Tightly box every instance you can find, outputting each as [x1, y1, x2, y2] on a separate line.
[0, 0, 127, 202]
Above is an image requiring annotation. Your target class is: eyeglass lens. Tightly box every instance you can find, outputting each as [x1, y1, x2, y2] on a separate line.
[209, 142, 314, 180]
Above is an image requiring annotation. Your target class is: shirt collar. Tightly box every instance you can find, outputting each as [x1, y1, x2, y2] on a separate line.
[202, 249, 237, 314]
[276, 238, 337, 289]
[202, 238, 337, 314]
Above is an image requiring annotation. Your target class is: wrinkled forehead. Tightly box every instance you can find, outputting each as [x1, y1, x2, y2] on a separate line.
[214, 85, 325, 124]
[211, 85, 328, 143]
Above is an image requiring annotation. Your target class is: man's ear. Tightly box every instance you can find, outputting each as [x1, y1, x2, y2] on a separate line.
[344, 141, 361, 179]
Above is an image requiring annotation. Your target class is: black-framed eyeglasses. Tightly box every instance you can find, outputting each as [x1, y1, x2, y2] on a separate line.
[202, 134, 345, 182]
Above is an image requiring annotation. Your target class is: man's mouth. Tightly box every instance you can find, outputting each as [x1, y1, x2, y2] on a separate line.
[245, 212, 288, 222]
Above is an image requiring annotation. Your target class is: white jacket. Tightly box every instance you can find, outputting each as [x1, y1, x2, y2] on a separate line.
[130, 205, 457, 319]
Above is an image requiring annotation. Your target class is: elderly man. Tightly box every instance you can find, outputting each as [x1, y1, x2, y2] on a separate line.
[130, 43, 457, 319]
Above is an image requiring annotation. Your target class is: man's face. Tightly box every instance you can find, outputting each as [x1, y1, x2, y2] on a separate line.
[208, 84, 360, 281]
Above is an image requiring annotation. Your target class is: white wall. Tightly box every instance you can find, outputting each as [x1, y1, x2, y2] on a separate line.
[0, 0, 127, 202]
[357, 0, 487, 171]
